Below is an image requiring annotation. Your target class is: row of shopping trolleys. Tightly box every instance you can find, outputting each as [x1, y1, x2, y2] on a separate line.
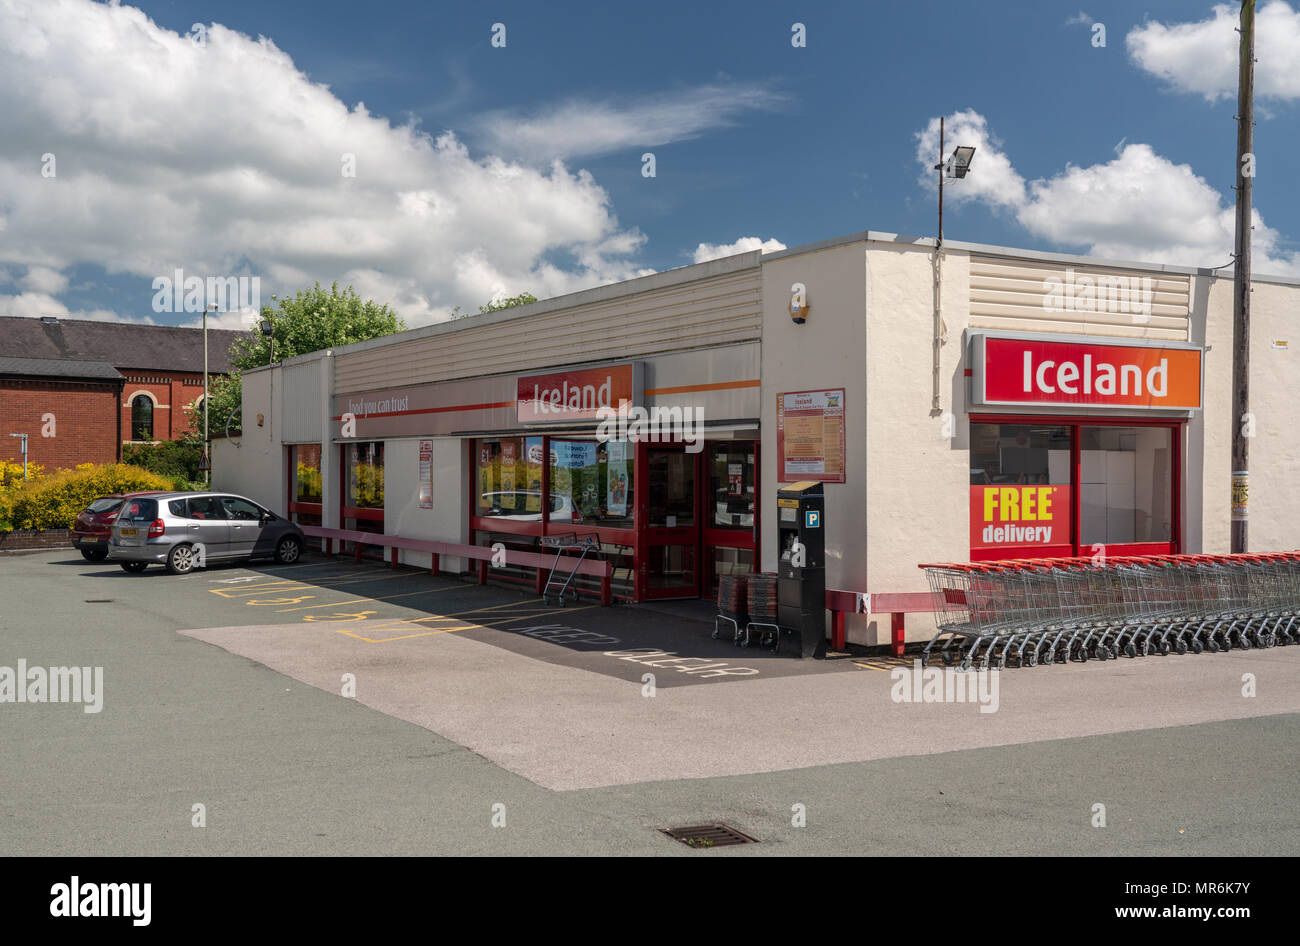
[918, 552, 1300, 671]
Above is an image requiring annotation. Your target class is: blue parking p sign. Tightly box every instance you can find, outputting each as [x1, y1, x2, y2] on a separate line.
[805, 510, 820, 528]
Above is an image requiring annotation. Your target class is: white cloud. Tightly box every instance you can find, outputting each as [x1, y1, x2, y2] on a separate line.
[1127, 1, 1300, 101]
[692, 237, 787, 264]
[917, 111, 1300, 275]
[476, 84, 789, 161]
[18, 266, 69, 294]
[914, 111, 1027, 210]
[0, 0, 667, 328]
[0, 291, 149, 323]
[1065, 12, 1094, 27]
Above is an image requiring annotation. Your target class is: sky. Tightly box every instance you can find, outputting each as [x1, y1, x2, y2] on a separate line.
[1, 0, 1298, 330]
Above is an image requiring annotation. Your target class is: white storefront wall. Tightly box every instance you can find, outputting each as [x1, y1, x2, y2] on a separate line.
[214, 231, 1298, 648]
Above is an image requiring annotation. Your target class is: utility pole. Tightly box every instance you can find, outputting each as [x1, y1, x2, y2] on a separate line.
[1230, 0, 1255, 552]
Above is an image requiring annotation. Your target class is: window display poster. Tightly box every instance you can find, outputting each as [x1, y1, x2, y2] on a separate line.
[728, 462, 743, 495]
[501, 440, 516, 492]
[607, 440, 628, 516]
[554, 440, 597, 470]
[478, 443, 493, 507]
[776, 388, 846, 483]
[418, 440, 434, 509]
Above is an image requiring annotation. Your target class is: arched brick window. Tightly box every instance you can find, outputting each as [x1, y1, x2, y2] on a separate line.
[131, 394, 154, 441]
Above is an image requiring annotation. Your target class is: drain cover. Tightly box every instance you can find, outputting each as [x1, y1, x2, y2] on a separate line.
[662, 824, 757, 848]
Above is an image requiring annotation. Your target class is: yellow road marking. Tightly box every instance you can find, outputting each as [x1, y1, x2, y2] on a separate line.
[313, 599, 595, 643]
[336, 622, 479, 643]
[210, 581, 312, 598]
[308, 571, 426, 589]
[208, 570, 421, 600]
[275, 584, 462, 612]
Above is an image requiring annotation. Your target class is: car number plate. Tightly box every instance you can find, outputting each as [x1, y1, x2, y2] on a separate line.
[120, 528, 138, 537]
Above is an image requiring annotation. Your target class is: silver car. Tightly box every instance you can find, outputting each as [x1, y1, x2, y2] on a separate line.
[108, 492, 305, 575]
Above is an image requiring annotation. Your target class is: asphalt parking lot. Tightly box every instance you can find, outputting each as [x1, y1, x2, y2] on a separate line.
[2, 547, 1298, 856]
[50, 549, 857, 686]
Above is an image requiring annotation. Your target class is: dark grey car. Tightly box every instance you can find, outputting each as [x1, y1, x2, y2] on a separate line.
[108, 492, 305, 575]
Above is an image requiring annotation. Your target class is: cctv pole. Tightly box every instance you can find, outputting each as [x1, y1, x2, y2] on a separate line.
[937, 116, 945, 245]
[932, 117, 945, 415]
[1230, 0, 1255, 552]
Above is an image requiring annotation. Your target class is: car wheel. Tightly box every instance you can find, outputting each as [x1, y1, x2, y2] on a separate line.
[166, 544, 198, 575]
[119, 561, 148, 573]
[274, 536, 302, 565]
[80, 546, 108, 562]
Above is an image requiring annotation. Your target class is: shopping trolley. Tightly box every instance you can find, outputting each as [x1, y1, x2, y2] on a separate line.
[920, 560, 1055, 670]
[922, 549, 1300, 671]
[1266, 551, 1300, 644]
[540, 532, 601, 606]
[1050, 558, 1126, 661]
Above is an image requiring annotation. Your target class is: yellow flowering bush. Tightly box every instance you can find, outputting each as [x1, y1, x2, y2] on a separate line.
[3, 463, 177, 531]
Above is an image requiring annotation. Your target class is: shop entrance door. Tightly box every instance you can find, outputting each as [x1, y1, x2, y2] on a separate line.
[702, 440, 759, 600]
[638, 445, 701, 599]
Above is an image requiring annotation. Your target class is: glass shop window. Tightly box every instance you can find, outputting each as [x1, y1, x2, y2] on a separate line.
[549, 439, 634, 529]
[1079, 426, 1172, 545]
[346, 441, 384, 508]
[970, 423, 1071, 486]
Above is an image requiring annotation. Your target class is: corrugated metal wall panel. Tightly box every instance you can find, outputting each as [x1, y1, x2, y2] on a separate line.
[334, 269, 762, 392]
[280, 359, 322, 443]
[969, 255, 1191, 342]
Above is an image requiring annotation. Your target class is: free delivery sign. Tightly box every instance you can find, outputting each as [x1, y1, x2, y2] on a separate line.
[970, 333, 1202, 410]
[970, 485, 1068, 550]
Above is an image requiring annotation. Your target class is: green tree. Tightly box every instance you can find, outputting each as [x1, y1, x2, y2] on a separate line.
[451, 291, 539, 319]
[188, 282, 405, 435]
[479, 291, 538, 314]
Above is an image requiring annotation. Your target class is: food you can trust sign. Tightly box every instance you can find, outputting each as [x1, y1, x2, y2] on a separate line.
[969, 333, 1202, 410]
[516, 363, 640, 423]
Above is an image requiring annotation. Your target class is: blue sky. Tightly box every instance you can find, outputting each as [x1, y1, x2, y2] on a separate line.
[1, 0, 1297, 328]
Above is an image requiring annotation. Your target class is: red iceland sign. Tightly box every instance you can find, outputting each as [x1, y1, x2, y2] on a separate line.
[516, 364, 637, 423]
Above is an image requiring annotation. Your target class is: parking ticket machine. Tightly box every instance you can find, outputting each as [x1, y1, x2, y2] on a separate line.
[777, 481, 827, 659]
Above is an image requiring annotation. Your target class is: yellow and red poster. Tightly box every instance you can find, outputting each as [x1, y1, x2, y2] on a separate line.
[970, 485, 1069, 550]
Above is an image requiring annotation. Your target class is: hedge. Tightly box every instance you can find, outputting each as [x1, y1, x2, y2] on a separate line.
[2, 463, 178, 531]
[121, 439, 203, 489]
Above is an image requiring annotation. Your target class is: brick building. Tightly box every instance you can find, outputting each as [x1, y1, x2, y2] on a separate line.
[0, 316, 249, 470]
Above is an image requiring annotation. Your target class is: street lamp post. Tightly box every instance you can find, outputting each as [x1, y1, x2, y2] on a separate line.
[931, 117, 976, 414]
[7, 433, 28, 480]
[204, 303, 216, 488]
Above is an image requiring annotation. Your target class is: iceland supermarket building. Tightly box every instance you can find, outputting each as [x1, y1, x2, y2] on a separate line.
[213, 230, 1299, 646]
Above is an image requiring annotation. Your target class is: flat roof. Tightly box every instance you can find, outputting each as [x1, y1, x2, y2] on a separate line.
[268, 228, 1297, 370]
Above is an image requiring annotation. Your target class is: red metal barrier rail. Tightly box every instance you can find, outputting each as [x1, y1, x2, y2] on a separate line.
[825, 589, 942, 656]
[300, 526, 613, 606]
